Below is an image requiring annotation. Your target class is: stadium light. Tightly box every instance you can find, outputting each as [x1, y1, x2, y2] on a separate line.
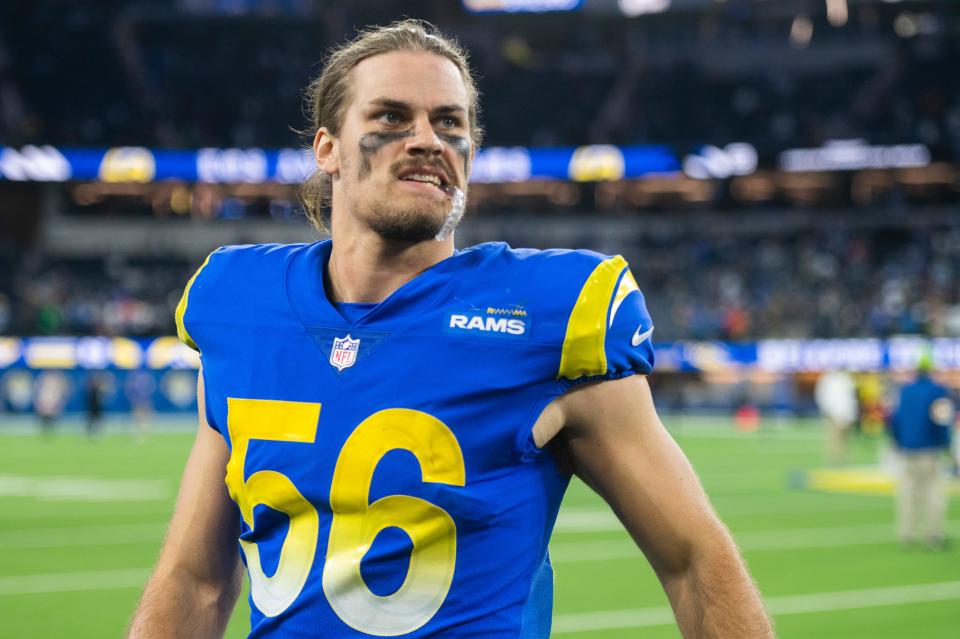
[618, 0, 671, 17]
[894, 12, 919, 38]
[826, 0, 847, 27]
[790, 14, 813, 48]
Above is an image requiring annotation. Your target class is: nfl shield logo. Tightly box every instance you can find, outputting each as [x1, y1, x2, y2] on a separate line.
[329, 335, 360, 372]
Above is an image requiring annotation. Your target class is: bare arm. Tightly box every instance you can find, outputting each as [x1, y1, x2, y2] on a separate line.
[128, 370, 243, 639]
[541, 375, 774, 638]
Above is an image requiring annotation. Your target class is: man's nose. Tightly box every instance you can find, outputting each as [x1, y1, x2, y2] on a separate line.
[405, 115, 444, 156]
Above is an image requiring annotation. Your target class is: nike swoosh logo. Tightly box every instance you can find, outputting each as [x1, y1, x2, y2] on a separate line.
[631, 326, 654, 347]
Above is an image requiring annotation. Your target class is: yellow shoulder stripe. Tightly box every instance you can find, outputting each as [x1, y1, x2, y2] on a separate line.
[175, 252, 214, 352]
[557, 255, 628, 380]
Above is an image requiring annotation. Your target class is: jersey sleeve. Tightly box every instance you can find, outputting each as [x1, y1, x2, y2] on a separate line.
[556, 255, 655, 382]
[174, 250, 217, 352]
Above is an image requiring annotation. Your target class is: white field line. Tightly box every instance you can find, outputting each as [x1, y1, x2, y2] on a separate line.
[0, 523, 165, 549]
[709, 498, 891, 518]
[554, 510, 621, 532]
[550, 521, 960, 563]
[552, 580, 960, 634]
[555, 500, 893, 534]
[0, 568, 151, 596]
[0, 504, 164, 522]
[0, 475, 170, 502]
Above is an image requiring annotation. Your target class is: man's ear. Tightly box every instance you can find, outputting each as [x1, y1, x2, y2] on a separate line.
[313, 127, 339, 176]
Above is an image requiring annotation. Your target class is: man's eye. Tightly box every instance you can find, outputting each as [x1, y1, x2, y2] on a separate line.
[377, 112, 402, 125]
[440, 117, 459, 129]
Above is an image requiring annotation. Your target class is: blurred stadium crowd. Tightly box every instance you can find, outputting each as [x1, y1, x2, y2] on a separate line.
[0, 0, 958, 150]
[4, 221, 960, 341]
[0, 254, 189, 337]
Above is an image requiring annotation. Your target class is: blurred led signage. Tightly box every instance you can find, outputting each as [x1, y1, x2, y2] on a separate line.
[197, 147, 268, 183]
[618, 0, 671, 17]
[462, 0, 583, 13]
[683, 143, 757, 180]
[0, 139, 943, 184]
[757, 339, 885, 373]
[779, 139, 931, 172]
[98, 147, 156, 183]
[0, 145, 71, 181]
[4, 337, 198, 371]
[568, 145, 626, 182]
[275, 148, 316, 184]
[4, 337, 959, 373]
[0, 144, 679, 183]
[0, 338, 22, 368]
[471, 147, 532, 183]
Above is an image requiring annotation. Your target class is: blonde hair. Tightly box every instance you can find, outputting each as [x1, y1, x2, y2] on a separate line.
[300, 19, 483, 232]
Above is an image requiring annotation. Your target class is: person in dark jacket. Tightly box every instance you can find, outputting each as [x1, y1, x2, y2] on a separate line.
[889, 354, 954, 550]
[85, 373, 105, 438]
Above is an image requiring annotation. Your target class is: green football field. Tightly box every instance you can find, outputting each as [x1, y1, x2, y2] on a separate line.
[1, 416, 957, 638]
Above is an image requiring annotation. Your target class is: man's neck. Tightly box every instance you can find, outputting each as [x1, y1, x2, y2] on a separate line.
[326, 229, 454, 304]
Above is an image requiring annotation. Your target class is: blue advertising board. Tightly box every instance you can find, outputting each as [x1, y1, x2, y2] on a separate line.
[0, 144, 679, 184]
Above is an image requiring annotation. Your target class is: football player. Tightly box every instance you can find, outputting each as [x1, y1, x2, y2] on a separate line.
[129, 20, 773, 639]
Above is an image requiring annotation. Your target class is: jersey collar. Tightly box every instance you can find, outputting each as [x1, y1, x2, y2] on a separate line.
[285, 239, 480, 329]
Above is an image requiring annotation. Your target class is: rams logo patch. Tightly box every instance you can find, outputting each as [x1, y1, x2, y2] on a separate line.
[445, 311, 530, 341]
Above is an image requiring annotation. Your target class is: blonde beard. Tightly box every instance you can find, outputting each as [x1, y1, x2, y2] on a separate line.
[365, 200, 445, 243]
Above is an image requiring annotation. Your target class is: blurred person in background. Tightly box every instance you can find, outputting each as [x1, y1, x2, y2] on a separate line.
[815, 370, 859, 465]
[888, 354, 955, 551]
[33, 370, 68, 435]
[125, 370, 156, 442]
[85, 372, 105, 438]
[128, 20, 772, 639]
[856, 372, 887, 437]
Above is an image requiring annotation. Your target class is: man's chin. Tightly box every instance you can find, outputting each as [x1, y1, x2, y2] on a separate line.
[367, 209, 444, 243]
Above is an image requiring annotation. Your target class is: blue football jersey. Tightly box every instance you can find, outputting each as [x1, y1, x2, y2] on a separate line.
[175, 240, 654, 638]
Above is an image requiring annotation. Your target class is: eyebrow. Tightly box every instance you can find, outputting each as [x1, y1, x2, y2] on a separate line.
[367, 98, 466, 116]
